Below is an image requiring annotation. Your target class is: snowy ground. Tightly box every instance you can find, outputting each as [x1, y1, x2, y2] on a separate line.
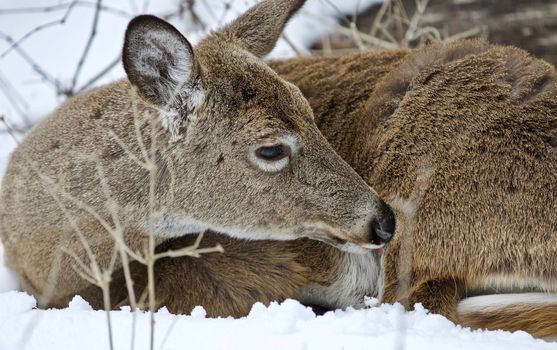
[2, 293, 556, 350]
[0, 1, 556, 349]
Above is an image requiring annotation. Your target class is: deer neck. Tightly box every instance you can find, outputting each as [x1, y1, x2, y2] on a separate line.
[271, 50, 409, 174]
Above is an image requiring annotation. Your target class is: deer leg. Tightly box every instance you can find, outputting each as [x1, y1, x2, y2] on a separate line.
[381, 241, 463, 322]
[404, 277, 463, 322]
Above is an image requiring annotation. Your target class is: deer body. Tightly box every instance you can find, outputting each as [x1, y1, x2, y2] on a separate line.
[119, 42, 557, 338]
[0, 0, 394, 308]
[280, 41, 557, 337]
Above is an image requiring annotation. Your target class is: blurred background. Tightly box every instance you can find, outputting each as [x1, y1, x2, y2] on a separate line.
[1, 0, 557, 175]
[314, 0, 557, 66]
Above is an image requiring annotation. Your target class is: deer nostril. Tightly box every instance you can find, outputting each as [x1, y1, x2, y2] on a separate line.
[369, 205, 396, 245]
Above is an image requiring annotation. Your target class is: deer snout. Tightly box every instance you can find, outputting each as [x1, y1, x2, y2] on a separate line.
[368, 204, 396, 246]
[332, 200, 397, 254]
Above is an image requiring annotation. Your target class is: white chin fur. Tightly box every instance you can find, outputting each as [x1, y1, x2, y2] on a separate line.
[339, 242, 378, 255]
[213, 226, 297, 241]
[360, 243, 385, 250]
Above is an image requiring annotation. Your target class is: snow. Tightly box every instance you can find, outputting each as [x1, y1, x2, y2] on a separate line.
[0, 293, 555, 350]
[0, 244, 19, 292]
[0, 0, 556, 349]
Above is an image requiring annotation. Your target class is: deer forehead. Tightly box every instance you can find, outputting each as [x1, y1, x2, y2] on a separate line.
[199, 81, 311, 133]
[199, 45, 301, 98]
[192, 44, 314, 130]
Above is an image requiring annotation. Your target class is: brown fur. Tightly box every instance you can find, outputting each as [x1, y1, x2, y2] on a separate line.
[118, 41, 557, 334]
[458, 304, 557, 340]
[273, 41, 557, 336]
[80, 233, 341, 317]
[0, 0, 392, 308]
[75, 50, 409, 316]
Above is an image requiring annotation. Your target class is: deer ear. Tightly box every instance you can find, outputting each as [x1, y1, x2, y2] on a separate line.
[123, 15, 204, 111]
[217, 0, 306, 57]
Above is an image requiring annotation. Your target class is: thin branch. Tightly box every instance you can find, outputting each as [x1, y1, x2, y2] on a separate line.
[69, 0, 103, 94]
[130, 93, 155, 169]
[154, 244, 224, 260]
[158, 315, 180, 350]
[68, 258, 98, 285]
[0, 72, 32, 127]
[0, 116, 21, 143]
[77, 54, 121, 93]
[444, 25, 486, 43]
[94, 159, 139, 312]
[320, 0, 356, 28]
[0, 2, 129, 18]
[0, 0, 79, 59]
[108, 129, 149, 169]
[334, 24, 399, 49]
[34, 166, 147, 264]
[280, 34, 305, 57]
[0, 32, 62, 91]
[350, 21, 366, 50]
[369, 0, 390, 37]
[62, 247, 98, 283]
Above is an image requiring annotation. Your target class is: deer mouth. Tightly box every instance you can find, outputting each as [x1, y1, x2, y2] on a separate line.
[337, 240, 386, 255]
[298, 222, 386, 255]
[299, 205, 396, 254]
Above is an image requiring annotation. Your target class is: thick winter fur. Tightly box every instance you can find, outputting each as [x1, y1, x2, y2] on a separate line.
[273, 41, 557, 337]
[0, 0, 392, 308]
[82, 231, 381, 317]
[76, 233, 382, 317]
[123, 42, 557, 336]
[457, 294, 557, 340]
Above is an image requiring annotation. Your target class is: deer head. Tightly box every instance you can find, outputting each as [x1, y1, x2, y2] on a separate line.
[122, 0, 395, 252]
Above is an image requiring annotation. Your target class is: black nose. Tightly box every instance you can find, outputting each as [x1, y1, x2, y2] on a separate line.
[369, 205, 396, 245]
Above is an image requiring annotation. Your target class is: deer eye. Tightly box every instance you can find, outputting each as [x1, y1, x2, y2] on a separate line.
[255, 144, 291, 161]
[248, 135, 297, 173]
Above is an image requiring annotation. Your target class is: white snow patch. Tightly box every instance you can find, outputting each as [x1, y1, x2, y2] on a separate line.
[0, 293, 555, 350]
[0, 243, 19, 292]
[68, 295, 94, 311]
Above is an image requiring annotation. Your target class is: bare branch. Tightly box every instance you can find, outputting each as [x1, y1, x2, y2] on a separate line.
[0, 1, 129, 18]
[280, 34, 305, 57]
[0, 32, 62, 91]
[320, 0, 356, 28]
[155, 244, 224, 260]
[76, 54, 121, 94]
[108, 129, 149, 170]
[0, 73, 32, 127]
[68, 257, 98, 285]
[0, 0, 79, 59]
[69, 0, 103, 94]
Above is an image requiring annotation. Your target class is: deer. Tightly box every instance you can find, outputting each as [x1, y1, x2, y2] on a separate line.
[0, 0, 397, 310]
[280, 41, 557, 338]
[2, 0, 556, 340]
[102, 39, 557, 339]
